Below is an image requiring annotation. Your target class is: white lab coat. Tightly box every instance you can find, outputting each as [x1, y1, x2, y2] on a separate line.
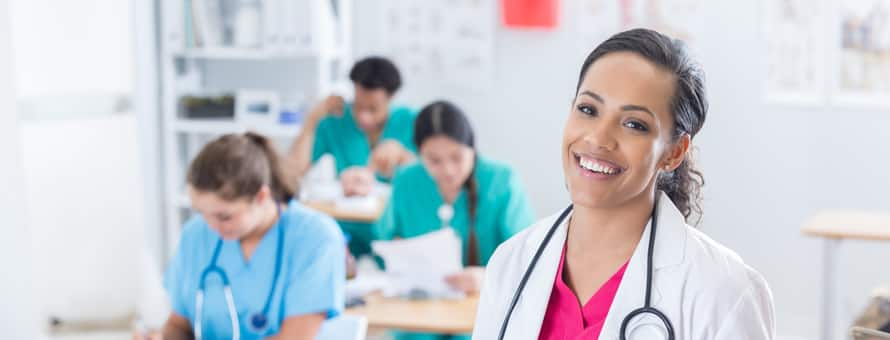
[472, 193, 775, 340]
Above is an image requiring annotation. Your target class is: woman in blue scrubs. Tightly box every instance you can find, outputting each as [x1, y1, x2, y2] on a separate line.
[152, 132, 345, 340]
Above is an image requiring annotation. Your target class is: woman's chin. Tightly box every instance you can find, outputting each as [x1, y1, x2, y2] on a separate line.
[570, 192, 611, 209]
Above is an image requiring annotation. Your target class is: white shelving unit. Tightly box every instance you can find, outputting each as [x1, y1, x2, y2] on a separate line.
[158, 0, 352, 260]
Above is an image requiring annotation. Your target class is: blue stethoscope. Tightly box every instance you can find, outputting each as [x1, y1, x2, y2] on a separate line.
[195, 203, 285, 340]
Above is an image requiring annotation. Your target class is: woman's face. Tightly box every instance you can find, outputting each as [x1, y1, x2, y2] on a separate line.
[420, 135, 476, 193]
[562, 51, 687, 210]
[188, 187, 270, 240]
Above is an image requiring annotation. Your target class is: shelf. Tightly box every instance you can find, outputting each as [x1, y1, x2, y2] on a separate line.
[171, 46, 345, 60]
[171, 119, 301, 138]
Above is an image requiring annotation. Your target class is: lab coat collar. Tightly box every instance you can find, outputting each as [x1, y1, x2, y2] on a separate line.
[599, 192, 689, 339]
[511, 192, 688, 338]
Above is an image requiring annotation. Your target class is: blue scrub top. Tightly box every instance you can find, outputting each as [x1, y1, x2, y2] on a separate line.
[164, 201, 346, 340]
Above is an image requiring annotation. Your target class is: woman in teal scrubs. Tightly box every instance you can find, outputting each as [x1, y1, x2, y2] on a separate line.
[152, 132, 345, 340]
[374, 101, 536, 340]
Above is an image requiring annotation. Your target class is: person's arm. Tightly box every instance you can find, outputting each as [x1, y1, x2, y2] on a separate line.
[368, 140, 415, 180]
[286, 95, 344, 183]
[160, 313, 193, 340]
[265, 313, 326, 340]
[279, 216, 346, 339]
[372, 196, 398, 240]
[149, 220, 201, 340]
[340, 166, 375, 197]
[372, 169, 407, 240]
[445, 266, 485, 294]
[711, 273, 775, 340]
[499, 172, 536, 242]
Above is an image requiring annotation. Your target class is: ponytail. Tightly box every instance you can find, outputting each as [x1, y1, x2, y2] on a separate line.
[656, 148, 703, 225]
[464, 161, 480, 266]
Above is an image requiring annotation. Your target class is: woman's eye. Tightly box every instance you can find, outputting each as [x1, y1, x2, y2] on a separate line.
[624, 120, 649, 132]
[577, 104, 596, 116]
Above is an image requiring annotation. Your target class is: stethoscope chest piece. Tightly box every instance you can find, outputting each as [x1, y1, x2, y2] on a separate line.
[438, 203, 454, 228]
[248, 312, 269, 333]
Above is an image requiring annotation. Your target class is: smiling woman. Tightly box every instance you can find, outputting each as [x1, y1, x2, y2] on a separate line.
[472, 29, 775, 340]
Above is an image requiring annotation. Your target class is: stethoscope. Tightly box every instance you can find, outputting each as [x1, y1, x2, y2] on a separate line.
[195, 203, 285, 340]
[438, 203, 454, 229]
[497, 197, 675, 340]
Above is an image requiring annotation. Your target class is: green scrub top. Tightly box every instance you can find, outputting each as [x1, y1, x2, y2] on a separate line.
[311, 103, 417, 174]
[310, 103, 416, 257]
[374, 156, 535, 340]
[375, 156, 536, 266]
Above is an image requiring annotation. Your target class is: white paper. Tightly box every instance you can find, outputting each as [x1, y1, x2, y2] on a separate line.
[345, 257, 392, 300]
[371, 228, 464, 299]
[301, 154, 392, 207]
[334, 196, 380, 214]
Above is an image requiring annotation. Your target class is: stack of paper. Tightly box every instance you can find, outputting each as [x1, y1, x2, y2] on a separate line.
[371, 228, 464, 299]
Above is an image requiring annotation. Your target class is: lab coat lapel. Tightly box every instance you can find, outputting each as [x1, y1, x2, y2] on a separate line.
[503, 211, 569, 339]
[599, 192, 688, 339]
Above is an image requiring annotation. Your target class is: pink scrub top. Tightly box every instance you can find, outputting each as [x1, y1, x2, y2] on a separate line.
[538, 242, 629, 340]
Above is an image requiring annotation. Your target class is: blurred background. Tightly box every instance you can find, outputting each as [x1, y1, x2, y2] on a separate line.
[1, 0, 889, 339]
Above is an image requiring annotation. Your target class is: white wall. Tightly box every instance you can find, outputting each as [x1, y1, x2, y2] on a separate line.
[0, 0, 39, 337]
[9, 0, 132, 98]
[9, 0, 158, 329]
[20, 116, 150, 322]
[353, 1, 890, 339]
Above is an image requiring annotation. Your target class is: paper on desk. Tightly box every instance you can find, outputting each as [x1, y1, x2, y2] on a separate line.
[371, 228, 464, 299]
[335, 195, 380, 214]
[300, 153, 392, 206]
[345, 256, 392, 300]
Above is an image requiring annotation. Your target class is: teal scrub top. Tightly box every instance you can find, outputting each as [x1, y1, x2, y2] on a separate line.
[164, 201, 346, 340]
[374, 156, 536, 267]
[311, 103, 417, 175]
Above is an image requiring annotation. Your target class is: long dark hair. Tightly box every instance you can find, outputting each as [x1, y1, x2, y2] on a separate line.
[413, 100, 481, 265]
[576, 28, 708, 223]
[187, 132, 295, 203]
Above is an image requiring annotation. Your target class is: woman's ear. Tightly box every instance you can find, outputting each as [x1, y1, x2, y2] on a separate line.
[254, 185, 272, 204]
[662, 134, 691, 171]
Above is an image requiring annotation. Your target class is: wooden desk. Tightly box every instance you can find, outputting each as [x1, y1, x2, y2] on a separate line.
[302, 199, 385, 223]
[345, 294, 479, 334]
[802, 211, 890, 340]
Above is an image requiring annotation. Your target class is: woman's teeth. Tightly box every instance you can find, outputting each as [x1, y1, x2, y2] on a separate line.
[579, 157, 620, 175]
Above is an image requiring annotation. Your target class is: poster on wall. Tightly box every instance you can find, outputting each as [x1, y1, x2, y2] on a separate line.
[762, 0, 828, 106]
[832, 0, 890, 108]
[380, 0, 496, 92]
[569, 0, 704, 52]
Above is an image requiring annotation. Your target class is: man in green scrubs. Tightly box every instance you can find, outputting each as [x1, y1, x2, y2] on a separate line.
[288, 57, 417, 257]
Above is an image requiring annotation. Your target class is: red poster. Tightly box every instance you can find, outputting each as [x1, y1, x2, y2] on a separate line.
[501, 0, 559, 29]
